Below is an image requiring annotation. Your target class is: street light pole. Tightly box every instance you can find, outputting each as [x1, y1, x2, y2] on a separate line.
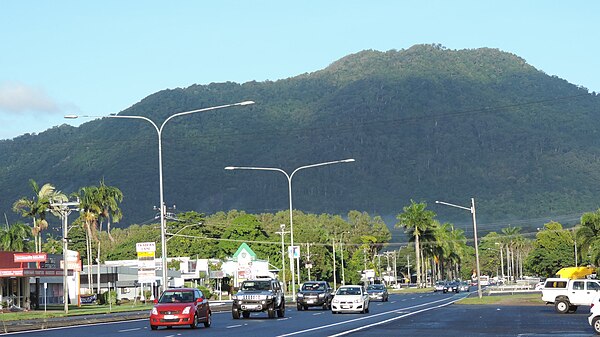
[225, 158, 355, 300]
[66, 100, 254, 293]
[435, 198, 482, 298]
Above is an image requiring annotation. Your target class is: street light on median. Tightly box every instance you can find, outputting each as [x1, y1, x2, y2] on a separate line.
[435, 198, 482, 298]
[66, 100, 255, 293]
[225, 158, 355, 301]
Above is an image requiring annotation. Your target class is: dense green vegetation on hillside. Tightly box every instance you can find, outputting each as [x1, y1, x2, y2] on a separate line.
[1, 44, 600, 240]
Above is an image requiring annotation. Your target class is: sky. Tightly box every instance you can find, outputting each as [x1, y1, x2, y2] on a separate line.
[1, 0, 598, 140]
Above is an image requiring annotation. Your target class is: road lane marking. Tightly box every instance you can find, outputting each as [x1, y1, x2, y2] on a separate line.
[328, 298, 460, 337]
[227, 324, 244, 328]
[312, 312, 323, 315]
[276, 295, 463, 337]
[118, 328, 141, 332]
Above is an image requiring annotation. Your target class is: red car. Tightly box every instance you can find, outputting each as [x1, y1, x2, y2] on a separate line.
[150, 288, 211, 330]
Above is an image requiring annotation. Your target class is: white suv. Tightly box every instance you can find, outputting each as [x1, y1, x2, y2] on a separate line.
[589, 295, 600, 334]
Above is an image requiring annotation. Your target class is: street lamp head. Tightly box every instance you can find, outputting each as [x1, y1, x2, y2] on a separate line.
[435, 201, 440, 204]
[224, 166, 236, 170]
[237, 101, 255, 106]
[342, 158, 356, 163]
[64, 115, 79, 119]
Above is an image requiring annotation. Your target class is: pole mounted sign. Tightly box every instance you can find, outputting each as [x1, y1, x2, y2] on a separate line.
[288, 246, 300, 259]
[136, 242, 156, 284]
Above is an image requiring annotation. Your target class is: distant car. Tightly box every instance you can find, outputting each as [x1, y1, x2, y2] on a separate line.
[459, 281, 470, 292]
[443, 281, 460, 293]
[589, 295, 600, 334]
[434, 281, 447, 292]
[331, 285, 369, 314]
[366, 284, 389, 302]
[297, 281, 333, 310]
[150, 288, 211, 330]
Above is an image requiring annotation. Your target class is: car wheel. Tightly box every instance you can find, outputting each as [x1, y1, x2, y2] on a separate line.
[150, 325, 158, 330]
[190, 313, 198, 329]
[268, 304, 276, 318]
[297, 303, 303, 311]
[555, 300, 570, 314]
[242, 311, 250, 318]
[232, 308, 240, 319]
[303, 305, 308, 311]
[277, 300, 285, 318]
[593, 316, 600, 334]
[204, 311, 211, 328]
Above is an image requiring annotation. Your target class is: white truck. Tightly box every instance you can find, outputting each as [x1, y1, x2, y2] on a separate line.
[541, 278, 600, 313]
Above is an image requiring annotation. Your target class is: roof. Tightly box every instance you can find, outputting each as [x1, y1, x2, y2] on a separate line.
[232, 243, 257, 260]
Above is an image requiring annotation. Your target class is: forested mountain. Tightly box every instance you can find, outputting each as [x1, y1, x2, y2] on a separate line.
[1, 44, 599, 239]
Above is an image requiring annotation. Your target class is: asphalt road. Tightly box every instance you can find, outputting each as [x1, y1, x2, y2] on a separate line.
[1, 291, 596, 336]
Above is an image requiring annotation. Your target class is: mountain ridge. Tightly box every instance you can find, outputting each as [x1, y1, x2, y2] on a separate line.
[1, 45, 599, 239]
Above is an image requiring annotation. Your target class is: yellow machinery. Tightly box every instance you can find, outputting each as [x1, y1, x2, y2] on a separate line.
[555, 266, 596, 279]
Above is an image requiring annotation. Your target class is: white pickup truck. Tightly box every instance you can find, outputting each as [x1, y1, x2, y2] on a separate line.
[541, 278, 600, 313]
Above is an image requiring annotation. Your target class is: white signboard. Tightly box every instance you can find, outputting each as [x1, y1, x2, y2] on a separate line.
[288, 246, 300, 259]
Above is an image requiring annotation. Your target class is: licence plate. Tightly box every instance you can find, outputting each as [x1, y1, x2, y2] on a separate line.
[341, 305, 350, 309]
[244, 304, 260, 310]
[307, 300, 314, 304]
[164, 314, 177, 320]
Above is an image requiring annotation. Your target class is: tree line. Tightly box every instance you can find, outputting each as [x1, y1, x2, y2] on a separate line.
[3, 179, 600, 290]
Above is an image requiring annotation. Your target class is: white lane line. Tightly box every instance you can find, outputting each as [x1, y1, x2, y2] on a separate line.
[312, 312, 323, 316]
[328, 299, 459, 337]
[227, 324, 244, 328]
[118, 328, 141, 332]
[276, 296, 462, 337]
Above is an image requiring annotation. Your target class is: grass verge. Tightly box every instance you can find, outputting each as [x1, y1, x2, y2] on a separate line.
[0, 303, 152, 321]
[456, 292, 543, 306]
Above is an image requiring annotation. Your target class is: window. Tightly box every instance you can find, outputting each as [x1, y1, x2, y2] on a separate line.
[572, 281, 584, 290]
[588, 282, 600, 291]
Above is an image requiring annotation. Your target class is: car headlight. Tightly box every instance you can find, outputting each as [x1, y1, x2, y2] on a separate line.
[332, 298, 339, 303]
[182, 306, 192, 315]
[151, 307, 158, 315]
[297, 293, 304, 298]
[232, 295, 238, 300]
[318, 293, 326, 298]
[265, 295, 273, 300]
[353, 298, 361, 303]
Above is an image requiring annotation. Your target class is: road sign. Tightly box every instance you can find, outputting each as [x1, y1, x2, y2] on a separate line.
[288, 246, 300, 259]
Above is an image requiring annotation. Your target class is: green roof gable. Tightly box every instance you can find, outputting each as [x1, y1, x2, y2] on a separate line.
[232, 243, 257, 260]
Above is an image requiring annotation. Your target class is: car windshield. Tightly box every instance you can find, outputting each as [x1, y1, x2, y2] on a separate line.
[336, 287, 362, 295]
[159, 291, 194, 303]
[241, 281, 272, 291]
[302, 282, 327, 291]
[367, 285, 384, 290]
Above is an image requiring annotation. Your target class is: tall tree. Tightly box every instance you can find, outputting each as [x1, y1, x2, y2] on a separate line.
[395, 200, 436, 286]
[577, 209, 600, 266]
[75, 185, 101, 293]
[12, 179, 66, 252]
[0, 222, 33, 251]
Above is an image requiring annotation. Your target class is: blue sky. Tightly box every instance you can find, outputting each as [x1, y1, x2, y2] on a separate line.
[1, 0, 598, 140]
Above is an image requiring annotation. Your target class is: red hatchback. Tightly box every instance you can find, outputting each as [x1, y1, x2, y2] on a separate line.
[150, 288, 211, 330]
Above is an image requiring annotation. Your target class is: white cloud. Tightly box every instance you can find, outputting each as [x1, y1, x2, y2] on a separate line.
[0, 81, 61, 115]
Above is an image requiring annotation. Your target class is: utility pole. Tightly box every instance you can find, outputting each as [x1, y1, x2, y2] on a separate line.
[275, 224, 289, 292]
[305, 243, 312, 281]
[49, 198, 79, 314]
[407, 254, 411, 285]
[332, 238, 337, 291]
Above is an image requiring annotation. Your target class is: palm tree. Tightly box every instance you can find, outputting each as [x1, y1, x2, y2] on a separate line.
[0, 222, 33, 251]
[501, 225, 522, 282]
[95, 179, 123, 294]
[396, 200, 436, 286]
[75, 185, 101, 293]
[13, 179, 66, 252]
[577, 209, 600, 265]
[96, 179, 123, 242]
